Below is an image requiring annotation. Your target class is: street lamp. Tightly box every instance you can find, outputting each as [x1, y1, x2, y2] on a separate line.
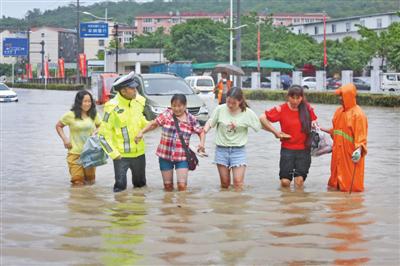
[81, 9, 113, 72]
[227, 0, 247, 65]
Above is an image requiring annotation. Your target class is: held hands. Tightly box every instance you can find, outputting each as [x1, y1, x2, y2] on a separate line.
[352, 147, 362, 163]
[134, 132, 143, 144]
[275, 131, 291, 140]
[197, 144, 208, 157]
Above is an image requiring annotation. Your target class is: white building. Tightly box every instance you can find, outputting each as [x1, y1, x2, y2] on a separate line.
[29, 26, 82, 65]
[290, 12, 400, 42]
[106, 48, 166, 74]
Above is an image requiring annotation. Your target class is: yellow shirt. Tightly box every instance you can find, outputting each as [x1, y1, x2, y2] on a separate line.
[60, 111, 101, 154]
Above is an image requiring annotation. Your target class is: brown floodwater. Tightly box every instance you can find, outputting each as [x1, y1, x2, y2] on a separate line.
[1, 89, 399, 265]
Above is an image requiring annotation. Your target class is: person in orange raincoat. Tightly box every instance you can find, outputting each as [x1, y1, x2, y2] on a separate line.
[213, 72, 232, 105]
[322, 83, 368, 192]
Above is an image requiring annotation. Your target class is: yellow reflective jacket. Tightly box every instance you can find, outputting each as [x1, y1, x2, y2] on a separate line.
[99, 92, 148, 159]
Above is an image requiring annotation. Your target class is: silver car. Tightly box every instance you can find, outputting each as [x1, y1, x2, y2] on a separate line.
[112, 73, 209, 124]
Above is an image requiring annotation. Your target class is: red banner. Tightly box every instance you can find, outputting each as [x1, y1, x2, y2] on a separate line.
[323, 13, 328, 68]
[79, 53, 87, 77]
[58, 58, 65, 78]
[257, 27, 261, 72]
[44, 61, 50, 78]
[25, 63, 33, 79]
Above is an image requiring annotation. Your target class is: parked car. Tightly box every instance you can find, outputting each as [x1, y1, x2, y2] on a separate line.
[0, 83, 18, 102]
[242, 76, 287, 89]
[111, 73, 209, 124]
[353, 77, 370, 91]
[381, 73, 400, 92]
[184, 75, 215, 93]
[242, 76, 271, 88]
[327, 78, 342, 90]
[301, 77, 317, 90]
[327, 77, 371, 91]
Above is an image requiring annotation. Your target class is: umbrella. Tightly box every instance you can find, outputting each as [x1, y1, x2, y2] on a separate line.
[214, 64, 245, 76]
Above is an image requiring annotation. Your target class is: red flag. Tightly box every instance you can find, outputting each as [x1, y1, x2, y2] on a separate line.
[58, 58, 65, 78]
[79, 53, 87, 77]
[44, 61, 50, 78]
[25, 64, 33, 79]
[257, 26, 261, 72]
[323, 13, 327, 67]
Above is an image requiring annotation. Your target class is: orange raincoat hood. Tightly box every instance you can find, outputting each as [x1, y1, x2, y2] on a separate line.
[335, 83, 357, 111]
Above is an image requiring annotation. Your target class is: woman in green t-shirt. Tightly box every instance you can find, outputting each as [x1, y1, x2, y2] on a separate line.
[56, 91, 101, 186]
[202, 87, 261, 190]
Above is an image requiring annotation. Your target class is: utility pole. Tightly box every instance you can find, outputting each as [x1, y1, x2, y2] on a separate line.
[40, 39, 45, 82]
[236, 0, 242, 88]
[76, 0, 81, 83]
[114, 23, 119, 73]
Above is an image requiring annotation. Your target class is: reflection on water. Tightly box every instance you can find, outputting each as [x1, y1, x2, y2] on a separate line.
[1, 89, 399, 265]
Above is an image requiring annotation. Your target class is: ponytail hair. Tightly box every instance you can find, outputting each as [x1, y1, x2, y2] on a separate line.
[227, 87, 249, 112]
[287, 85, 311, 135]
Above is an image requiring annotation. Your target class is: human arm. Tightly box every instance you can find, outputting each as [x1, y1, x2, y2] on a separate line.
[55, 121, 72, 149]
[98, 110, 121, 160]
[197, 130, 206, 153]
[259, 113, 291, 139]
[134, 120, 159, 144]
[351, 112, 368, 163]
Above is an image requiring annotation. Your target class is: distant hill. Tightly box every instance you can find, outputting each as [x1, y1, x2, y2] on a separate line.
[1, 0, 399, 30]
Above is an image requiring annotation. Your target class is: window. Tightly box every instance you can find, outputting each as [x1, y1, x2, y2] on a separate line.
[143, 27, 153, 33]
[346, 22, 351, 32]
[377, 18, 382, 28]
[314, 26, 319, 35]
[386, 75, 396, 81]
[144, 18, 153, 23]
[331, 24, 336, 33]
[98, 40, 104, 46]
[298, 29, 302, 34]
[360, 20, 365, 27]
[172, 18, 179, 23]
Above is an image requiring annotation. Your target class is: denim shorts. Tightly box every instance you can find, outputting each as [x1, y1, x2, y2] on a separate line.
[159, 157, 189, 171]
[214, 145, 246, 168]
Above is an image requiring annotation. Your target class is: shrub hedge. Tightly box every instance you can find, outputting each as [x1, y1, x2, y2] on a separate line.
[6, 83, 84, 91]
[243, 89, 400, 107]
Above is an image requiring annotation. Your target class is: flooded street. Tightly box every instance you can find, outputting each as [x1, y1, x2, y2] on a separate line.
[1, 88, 399, 265]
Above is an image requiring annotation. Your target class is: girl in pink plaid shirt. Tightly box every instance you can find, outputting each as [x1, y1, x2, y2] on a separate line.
[135, 94, 205, 191]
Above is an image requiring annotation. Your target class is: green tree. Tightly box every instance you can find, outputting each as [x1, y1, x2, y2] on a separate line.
[0, 64, 12, 76]
[126, 27, 170, 49]
[385, 22, 400, 71]
[165, 18, 228, 62]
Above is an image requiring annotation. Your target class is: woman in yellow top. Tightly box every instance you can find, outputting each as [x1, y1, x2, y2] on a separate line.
[56, 91, 101, 186]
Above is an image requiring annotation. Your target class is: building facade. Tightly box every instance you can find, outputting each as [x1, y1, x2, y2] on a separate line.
[29, 26, 83, 65]
[135, 11, 228, 34]
[290, 12, 400, 42]
[267, 13, 328, 27]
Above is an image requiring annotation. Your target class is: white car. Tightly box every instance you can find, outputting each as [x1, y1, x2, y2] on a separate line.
[301, 77, 317, 90]
[0, 83, 18, 102]
[184, 76, 215, 93]
[381, 73, 400, 92]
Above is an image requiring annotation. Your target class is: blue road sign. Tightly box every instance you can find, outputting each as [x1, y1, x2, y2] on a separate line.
[80, 23, 109, 38]
[2, 38, 29, 56]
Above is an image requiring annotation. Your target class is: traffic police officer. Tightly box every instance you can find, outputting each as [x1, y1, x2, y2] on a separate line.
[99, 72, 149, 192]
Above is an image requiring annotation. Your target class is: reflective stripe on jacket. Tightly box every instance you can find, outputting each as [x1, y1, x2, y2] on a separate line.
[99, 92, 148, 159]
